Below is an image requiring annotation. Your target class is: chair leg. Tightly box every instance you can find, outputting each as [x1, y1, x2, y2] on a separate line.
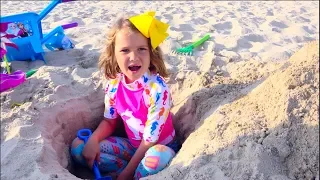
[41, 52, 47, 64]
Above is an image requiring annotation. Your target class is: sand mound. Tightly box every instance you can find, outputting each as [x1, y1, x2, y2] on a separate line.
[1, 41, 319, 180]
[144, 41, 319, 180]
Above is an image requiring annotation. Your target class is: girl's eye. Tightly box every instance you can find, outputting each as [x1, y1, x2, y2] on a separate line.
[138, 48, 147, 51]
[120, 49, 129, 53]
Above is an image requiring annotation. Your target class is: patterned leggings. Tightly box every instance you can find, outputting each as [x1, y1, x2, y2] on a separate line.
[70, 136, 181, 180]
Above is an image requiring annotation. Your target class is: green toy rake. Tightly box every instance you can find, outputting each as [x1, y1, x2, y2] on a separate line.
[172, 34, 210, 56]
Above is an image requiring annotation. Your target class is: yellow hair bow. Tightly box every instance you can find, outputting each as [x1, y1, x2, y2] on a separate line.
[129, 11, 169, 49]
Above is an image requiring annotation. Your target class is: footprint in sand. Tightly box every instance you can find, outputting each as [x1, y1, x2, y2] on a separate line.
[172, 8, 186, 15]
[212, 21, 233, 35]
[126, 11, 137, 17]
[179, 32, 192, 42]
[62, 6, 71, 12]
[295, 16, 311, 23]
[163, 14, 173, 21]
[270, 20, 290, 33]
[101, 15, 111, 22]
[52, 14, 62, 22]
[267, 9, 274, 16]
[213, 43, 227, 52]
[234, 38, 253, 50]
[170, 24, 195, 32]
[70, 17, 85, 26]
[165, 7, 174, 12]
[269, 20, 288, 29]
[243, 34, 265, 43]
[303, 25, 317, 35]
[299, 7, 307, 13]
[194, 17, 209, 25]
[213, 21, 233, 30]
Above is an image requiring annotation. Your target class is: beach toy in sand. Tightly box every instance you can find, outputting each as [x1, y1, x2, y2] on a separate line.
[77, 129, 113, 180]
[1, 33, 19, 74]
[42, 22, 77, 51]
[1, 55, 11, 74]
[0, 70, 26, 93]
[172, 34, 210, 56]
[26, 69, 38, 78]
[0, 0, 76, 63]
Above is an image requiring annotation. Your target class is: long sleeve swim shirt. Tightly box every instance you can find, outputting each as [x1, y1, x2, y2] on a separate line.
[103, 71, 175, 148]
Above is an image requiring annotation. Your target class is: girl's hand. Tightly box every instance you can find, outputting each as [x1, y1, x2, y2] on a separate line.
[81, 118, 117, 168]
[82, 135, 100, 168]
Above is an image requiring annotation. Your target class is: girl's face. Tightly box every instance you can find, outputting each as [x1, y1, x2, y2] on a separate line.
[114, 28, 151, 83]
[9, 23, 17, 29]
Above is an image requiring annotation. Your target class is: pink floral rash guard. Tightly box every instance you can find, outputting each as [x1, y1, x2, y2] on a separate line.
[103, 71, 175, 148]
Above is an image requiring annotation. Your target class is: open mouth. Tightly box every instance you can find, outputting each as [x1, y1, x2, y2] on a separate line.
[128, 65, 141, 72]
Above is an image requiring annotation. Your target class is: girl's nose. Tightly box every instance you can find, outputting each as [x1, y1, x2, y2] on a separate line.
[129, 51, 138, 61]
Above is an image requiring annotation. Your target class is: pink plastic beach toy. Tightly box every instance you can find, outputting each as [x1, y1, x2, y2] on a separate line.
[0, 70, 26, 93]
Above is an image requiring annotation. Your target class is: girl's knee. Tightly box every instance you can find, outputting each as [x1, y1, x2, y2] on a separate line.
[71, 137, 84, 149]
[70, 138, 87, 166]
[147, 144, 176, 158]
[143, 144, 175, 172]
[134, 145, 175, 179]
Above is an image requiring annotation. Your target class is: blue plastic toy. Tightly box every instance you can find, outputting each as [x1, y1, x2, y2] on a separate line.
[43, 22, 77, 51]
[0, 0, 77, 64]
[77, 129, 113, 180]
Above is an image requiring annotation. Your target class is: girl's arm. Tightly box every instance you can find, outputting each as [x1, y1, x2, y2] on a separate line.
[90, 118, 117, 142]
[91, 118, 117, 142]
[118, 140, 156, 179]
[83, 118, 117, 168]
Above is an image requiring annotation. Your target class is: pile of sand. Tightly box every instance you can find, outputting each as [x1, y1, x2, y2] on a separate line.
[145, 41, 319, 180]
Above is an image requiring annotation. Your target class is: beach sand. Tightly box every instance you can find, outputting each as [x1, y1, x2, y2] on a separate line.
[1, 1, 319, 180]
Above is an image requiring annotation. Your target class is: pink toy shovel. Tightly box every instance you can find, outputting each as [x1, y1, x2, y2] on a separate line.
[0, 70, 26, 93]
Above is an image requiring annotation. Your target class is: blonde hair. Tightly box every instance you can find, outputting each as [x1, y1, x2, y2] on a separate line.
[98, 16, 169, 80]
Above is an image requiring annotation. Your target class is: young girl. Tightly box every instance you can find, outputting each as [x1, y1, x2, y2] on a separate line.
[70, 11, 181, 180]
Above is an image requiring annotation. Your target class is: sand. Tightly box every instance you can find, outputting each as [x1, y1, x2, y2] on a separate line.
[0, 1, 319, 180]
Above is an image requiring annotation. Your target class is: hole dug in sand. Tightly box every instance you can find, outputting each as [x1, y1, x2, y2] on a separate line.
[36, 88, 188, 180]
[38, 90, 106, 179]
[36, 87, 163, 179]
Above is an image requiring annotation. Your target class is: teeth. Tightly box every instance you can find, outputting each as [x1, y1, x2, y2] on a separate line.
[128, 66, 141, 71]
